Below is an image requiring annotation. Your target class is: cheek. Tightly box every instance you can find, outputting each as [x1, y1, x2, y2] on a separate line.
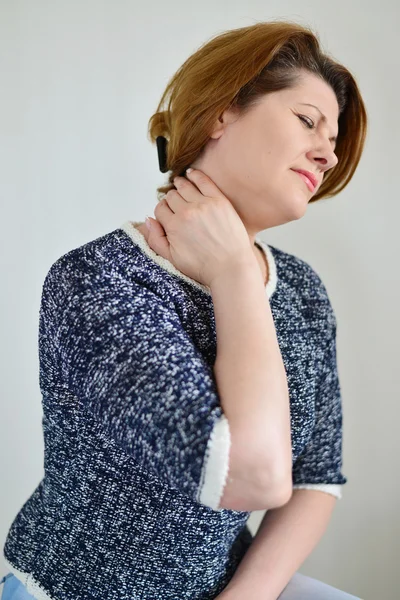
[228, 122, 302, 190]
[263, 133, 296, 173]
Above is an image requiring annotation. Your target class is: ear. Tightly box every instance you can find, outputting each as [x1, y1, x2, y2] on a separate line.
[210, 106, 241, 140]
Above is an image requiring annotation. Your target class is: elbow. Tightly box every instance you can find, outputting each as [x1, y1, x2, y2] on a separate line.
[260, 460, 293, 509]
[217, 464, 292, 512]
[265, 477, 293, 508]
[218, 421, 293, 512]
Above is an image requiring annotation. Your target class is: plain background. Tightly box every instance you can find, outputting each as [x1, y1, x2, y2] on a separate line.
[1, 2, 398, 599]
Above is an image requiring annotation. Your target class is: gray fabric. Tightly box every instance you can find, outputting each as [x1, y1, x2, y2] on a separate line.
[278, 572, 362, 599]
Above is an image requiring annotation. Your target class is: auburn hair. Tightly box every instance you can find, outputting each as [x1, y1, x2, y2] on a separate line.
[147, 20, 367, 204]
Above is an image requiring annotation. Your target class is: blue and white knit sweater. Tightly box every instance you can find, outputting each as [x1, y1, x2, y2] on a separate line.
[3, 220, 347, 600]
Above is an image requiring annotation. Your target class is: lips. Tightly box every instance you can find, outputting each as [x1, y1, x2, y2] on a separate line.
[292, 169, 318, 192]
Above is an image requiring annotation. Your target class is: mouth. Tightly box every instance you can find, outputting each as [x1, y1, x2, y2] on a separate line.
[291, 169, 317, 192]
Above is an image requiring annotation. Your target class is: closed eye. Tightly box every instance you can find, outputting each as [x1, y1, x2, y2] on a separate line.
[298, 114, 315, 129]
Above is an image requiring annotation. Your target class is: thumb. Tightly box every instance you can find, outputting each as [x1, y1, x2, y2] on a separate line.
[144, 217, 172, 262]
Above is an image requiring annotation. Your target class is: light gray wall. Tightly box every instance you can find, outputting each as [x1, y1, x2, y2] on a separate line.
[1, 2, 398, 599]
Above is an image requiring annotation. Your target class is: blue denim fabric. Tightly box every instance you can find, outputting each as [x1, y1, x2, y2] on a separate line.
[0, 571, 361, 600]
[0, 574, 36, 600]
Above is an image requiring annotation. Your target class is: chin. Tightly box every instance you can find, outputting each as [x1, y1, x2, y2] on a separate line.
[290, 189, 310, 219]
[278, 196, 307, 223]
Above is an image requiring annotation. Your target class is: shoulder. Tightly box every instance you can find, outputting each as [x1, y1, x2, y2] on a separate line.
[44, 227, 160, 286]
[41, 228, 166, 321]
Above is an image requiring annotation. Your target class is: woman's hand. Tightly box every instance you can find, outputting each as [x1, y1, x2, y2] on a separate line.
[142, 169, 254, 288]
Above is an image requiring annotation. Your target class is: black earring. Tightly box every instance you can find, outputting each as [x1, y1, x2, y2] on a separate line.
[156, 136, 168, 173]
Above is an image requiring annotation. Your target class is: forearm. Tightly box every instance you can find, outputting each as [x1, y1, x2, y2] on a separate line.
[211, 262, 292, 504]
[221, 489, 337, 600]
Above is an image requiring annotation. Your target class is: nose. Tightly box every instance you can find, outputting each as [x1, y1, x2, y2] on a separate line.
[308, 141, 338, 172]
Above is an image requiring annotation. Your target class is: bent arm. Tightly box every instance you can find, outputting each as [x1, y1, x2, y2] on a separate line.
[212, 261, 293, 511]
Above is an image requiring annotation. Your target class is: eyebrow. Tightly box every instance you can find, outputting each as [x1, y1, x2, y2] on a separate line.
[298, 103, 338, 145]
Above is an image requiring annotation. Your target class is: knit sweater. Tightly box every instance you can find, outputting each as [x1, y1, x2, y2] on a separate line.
[3, 220, 347, 600]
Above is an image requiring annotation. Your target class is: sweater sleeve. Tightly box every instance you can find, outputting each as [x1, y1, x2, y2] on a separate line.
[292, 309, 348, 500]
[46, 261, 231, 512]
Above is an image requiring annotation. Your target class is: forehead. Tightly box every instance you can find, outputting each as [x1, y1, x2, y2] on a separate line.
[287, 73, 340, 121]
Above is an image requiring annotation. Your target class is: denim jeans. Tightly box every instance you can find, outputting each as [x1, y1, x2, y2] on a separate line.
[0, 575, 36, 600]
[0, 571, 362, 599]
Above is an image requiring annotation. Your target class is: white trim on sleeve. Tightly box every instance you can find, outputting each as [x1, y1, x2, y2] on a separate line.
[292, 483, 343, 499]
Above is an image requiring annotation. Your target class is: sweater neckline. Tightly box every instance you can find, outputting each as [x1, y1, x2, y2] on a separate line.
[119, 220, 278, 300]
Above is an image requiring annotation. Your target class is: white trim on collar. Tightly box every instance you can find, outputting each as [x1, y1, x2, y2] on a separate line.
[255, 238, 278, 299]
[119, 221, 278, 300]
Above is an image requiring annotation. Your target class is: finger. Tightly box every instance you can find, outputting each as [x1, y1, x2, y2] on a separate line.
[162, 188, 189, 212]
[172, 175, 203, 203]
[142, 215, 165, 240]
[153, 196, 174, 230]
[154, 194, 177, 220]
[145, 214, 172, 261]
[183, 168, 222, 199]
[164, 189, 193, 217]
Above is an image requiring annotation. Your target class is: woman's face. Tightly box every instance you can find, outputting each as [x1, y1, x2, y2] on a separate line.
[189, 70, 340, 234]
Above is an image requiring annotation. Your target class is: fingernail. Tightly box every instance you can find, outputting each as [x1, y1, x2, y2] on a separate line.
[145, 217, 151, 230]
[186, 168, 193, 174]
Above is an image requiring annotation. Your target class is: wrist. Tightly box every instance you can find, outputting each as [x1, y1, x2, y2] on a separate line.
[208, 257, 262, 292]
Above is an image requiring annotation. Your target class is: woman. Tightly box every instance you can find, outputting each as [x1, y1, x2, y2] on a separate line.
[1, 20, 367, 600]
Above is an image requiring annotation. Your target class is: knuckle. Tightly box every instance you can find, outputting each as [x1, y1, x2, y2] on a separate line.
[214, 195, 228, 209]
[197, 202, 208, 215]
[180, 207, 192, 221]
